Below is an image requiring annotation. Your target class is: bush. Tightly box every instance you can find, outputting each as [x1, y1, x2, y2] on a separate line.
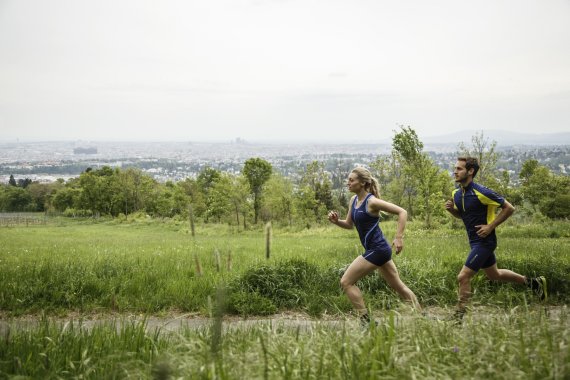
[227, 259, 340, 316]
[541, 194, 570, 219]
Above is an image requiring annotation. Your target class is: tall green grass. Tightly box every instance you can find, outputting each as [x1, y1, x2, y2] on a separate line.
[1, 219, 569, 378]
[0, 219, 569, 316]
[1, 307, 568, 379]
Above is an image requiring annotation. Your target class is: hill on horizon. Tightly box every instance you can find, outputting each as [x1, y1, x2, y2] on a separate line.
[418, 130, 570, 146]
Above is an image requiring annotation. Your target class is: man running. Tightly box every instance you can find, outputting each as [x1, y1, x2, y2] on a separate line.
[445, 157, 547, 322]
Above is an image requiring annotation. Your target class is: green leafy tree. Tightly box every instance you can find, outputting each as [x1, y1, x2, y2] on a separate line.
[541, 193, 570, 219]
[197, 167, 222, 222]
[51, 187, 81, 213]
[26, 182, 53, 212]
[263, 174, 295, 226]
[178, 177, 207, 219]
[207, 173, 233, 223]
[392, 126, 422, 217]
[294, 185, 318, 226]
[197, 167, 222, 195]
[0, 185, 34, 211]
[299, 161, 334, 222]
[229, 175, 252, 229]
[147, 181, 189, 218]
[243, 158, 272, 224]
[110, 168, 155, 217]
[392, 126, 450, 227]
[520, 164, 556, 208]
[77, 167, 114, 216]
[519, 159, 540, 186]
[151, 182, 177, 218]
[519, 160, 570, 218]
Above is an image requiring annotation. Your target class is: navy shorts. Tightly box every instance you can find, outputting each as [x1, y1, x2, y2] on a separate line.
[465, 244, 496, 271]
[362, 240, 392, 266]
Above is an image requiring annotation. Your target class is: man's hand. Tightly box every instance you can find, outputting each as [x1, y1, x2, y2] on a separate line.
[445, 200, 455, 212]
[475, 224, 494, 238]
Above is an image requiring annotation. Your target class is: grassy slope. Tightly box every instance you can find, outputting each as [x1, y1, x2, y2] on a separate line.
[1, 219, 569, 379]
[1, 218, 568, 316]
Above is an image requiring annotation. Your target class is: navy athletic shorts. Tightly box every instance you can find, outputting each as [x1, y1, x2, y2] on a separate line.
[465, 244, 496, 271]
[362, 239, 392, 266]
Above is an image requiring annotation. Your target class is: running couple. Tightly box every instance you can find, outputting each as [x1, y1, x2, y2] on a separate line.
[328, 160, 547, 325]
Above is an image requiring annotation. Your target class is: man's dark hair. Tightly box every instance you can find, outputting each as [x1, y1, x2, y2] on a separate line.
[458, 157, 480, 178]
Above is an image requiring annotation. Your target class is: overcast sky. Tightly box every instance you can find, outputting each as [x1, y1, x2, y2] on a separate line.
[0, 0, 568, 143]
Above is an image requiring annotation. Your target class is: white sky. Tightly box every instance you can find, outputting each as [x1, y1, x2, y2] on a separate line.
[0, 0, 568, 142]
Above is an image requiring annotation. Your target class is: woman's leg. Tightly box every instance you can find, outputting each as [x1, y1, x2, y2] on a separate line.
[377, 260, 421, 311]
[340, 256, 378, 315]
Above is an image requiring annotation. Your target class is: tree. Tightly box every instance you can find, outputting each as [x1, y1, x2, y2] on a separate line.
[178, 177, 207, 219]
[51, 187, 81, 213]
[392, 126, 450, 227]
[298, 161, 334, 222]
[0, 185, 33, 211]
[206, 173, 233, 223]
[197, 167, 222, 222]
[149, 181, 188, 218]
[539, 171, 570, 219]
[26, 182, 53, 212]
[541, 194, 570, 219]
[519, 159, 540, 186]
[76, 167, 115, 216]
[197, 167, 222, 195]
[519, 159, 570, 218]
[111, 168, 154, 217]
[392, 126, 423, 217]
[264, 174, 294, 226]
[228, 175, 251, 229]
[243, 158, 272, 224]
[520, 164, 555, 208]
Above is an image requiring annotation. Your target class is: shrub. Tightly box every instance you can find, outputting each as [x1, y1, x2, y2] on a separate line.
[227, 259, 339, 315]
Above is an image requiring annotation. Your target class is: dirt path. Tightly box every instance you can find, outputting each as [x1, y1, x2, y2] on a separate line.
[1, 306, 567, 334]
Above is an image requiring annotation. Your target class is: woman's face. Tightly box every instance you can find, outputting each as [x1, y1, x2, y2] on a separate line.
[346, 172, 363, 193]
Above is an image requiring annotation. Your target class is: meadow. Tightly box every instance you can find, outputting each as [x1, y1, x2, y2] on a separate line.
[1, 217, 569, 378]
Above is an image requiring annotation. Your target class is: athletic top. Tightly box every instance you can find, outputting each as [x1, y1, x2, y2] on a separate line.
[452, 182, 505, 247]
[351, 193, 385, 249]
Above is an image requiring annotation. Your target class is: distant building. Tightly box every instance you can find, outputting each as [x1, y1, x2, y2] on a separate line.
[73, 147, 97, 154]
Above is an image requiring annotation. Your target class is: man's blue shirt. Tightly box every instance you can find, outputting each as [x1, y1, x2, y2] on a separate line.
[452, 182, 505, 247]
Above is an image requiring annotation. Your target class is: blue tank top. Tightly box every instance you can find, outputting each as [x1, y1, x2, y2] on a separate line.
[351, 193, 386, 249]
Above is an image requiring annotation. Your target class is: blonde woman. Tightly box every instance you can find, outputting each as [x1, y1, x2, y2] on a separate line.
[328, 167, 421, 325]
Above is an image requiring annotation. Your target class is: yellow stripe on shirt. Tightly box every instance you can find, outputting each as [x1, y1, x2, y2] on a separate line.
[474, 189, 500, 224]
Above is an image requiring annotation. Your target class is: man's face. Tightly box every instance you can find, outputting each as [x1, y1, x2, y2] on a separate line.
[453, 160, 471, 183]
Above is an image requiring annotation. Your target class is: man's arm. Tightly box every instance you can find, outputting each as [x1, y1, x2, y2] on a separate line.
[445, 199, 461, 219]
[475, 200, 515, 238]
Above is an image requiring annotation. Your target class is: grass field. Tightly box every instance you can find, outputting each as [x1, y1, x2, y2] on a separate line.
[1, 217, 569, 378]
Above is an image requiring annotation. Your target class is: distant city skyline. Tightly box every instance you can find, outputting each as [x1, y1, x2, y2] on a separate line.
[1, 129, 569, 147]
[1, 0, 569, 142]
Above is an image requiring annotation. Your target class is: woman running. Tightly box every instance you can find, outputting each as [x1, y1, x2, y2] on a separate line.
[328, 167, 421, 325]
